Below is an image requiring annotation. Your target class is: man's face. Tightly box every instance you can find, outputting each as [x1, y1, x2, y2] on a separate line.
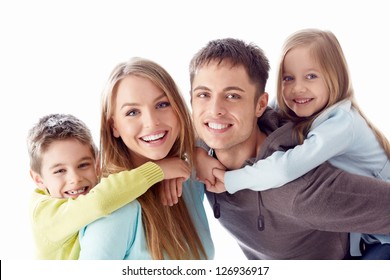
[191, 61, 263, 153]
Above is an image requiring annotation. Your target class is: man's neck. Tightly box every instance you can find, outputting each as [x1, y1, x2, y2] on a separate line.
[214, 127, 266, 170]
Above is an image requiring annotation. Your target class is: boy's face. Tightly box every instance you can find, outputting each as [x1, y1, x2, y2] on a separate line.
[30, 139, 99, 198]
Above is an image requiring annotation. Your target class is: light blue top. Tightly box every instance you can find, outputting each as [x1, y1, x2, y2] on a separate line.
[78, 179, 214, 260]
[225, 100, 390, 255]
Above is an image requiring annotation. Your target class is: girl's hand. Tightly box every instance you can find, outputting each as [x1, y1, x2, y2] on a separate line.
[195, 147, 225, 185]
[205, 168, 227, 193]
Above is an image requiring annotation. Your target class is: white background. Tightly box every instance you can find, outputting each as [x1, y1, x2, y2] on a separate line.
[1, 0, 389, 263]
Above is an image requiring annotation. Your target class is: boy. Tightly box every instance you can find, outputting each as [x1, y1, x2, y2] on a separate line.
[27, 113, 189, 259]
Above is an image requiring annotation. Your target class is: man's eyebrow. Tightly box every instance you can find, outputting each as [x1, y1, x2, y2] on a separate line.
[193, 86, 245, 92]
[224, 86, 245, 92]
[193, 86, 210, 91]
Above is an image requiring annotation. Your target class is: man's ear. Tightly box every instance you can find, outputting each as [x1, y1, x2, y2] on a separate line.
[255, 92, 269, 117]
[29, 170, 46, 190]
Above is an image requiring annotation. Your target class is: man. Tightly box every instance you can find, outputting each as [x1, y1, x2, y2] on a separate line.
[190, 38, 390, 259]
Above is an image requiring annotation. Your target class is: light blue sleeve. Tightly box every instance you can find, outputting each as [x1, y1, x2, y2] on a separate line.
[78, 201, 140, 260]
[225, 107, 354, 193]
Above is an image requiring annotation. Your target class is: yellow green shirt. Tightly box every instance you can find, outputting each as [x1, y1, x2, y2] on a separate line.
[30, 162, 164, 259]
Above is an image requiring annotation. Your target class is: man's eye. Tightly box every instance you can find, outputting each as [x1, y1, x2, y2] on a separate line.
[197, 92, 208, 98]
[226, 93, 240, 99]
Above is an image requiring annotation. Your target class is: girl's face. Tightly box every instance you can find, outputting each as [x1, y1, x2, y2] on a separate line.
[281, 45, 329, 117]
[111, 75, 179, 165]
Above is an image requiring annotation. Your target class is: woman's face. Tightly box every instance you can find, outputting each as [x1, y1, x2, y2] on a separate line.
[111, 75, 180, 165]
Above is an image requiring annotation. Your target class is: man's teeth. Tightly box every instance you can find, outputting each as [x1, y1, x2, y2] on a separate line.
[67, 187, 87, 195]
[142, 132, 165, 142]
[208, 122, 229, 130]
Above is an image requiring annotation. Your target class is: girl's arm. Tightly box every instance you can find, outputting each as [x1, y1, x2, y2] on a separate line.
[225, 106, 354, 193]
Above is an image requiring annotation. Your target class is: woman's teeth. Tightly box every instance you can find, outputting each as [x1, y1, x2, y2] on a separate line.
[142, 132, 165, 142]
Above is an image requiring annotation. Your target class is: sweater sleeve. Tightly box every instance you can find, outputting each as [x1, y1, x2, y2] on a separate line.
[31, 161, 163, 244]
[225, 107, 354, 193]
[279, 162, 390, 234]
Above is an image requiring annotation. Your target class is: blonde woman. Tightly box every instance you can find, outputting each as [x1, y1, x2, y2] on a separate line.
[79, 57, 214, 260]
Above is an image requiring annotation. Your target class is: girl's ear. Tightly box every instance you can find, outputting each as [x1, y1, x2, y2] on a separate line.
[29, 170, 46, 190]
[255, 92, 269, 117]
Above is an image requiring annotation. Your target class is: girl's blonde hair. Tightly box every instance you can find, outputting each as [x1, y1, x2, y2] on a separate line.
[276, 28, 390, 157]
[100, 57, 206, 259]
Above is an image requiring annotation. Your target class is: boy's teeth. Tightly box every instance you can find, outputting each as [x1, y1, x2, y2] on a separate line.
[68, 187, 87, 194]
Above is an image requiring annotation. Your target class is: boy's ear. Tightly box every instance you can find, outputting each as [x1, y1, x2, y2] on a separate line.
[95, 153, 101, 177]
[29, 170, 46, 190]
[255, 92, 269, 117]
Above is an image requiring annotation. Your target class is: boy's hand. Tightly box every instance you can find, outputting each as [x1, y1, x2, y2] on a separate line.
[155, 157, 189, 206]
[155, 157, 190, 180]
[205, 168, 227, 193]
[159, 178, 184, 206]
[195, 147, 225, 185]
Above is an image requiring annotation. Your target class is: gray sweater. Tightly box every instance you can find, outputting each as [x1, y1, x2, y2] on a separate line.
[205, 108, 390, 259]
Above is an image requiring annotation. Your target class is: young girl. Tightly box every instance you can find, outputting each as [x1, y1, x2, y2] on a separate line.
[206, 29, 390, 259]
[78, 57, 214, 260]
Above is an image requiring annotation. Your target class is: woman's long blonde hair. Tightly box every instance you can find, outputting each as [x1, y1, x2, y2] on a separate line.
[276, 28, 390, 157]
[100, 57, 206, 259]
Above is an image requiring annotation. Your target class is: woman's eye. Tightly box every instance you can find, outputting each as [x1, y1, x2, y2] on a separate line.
[156, 101, 170, 109]
[126, 109, 139, 117]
